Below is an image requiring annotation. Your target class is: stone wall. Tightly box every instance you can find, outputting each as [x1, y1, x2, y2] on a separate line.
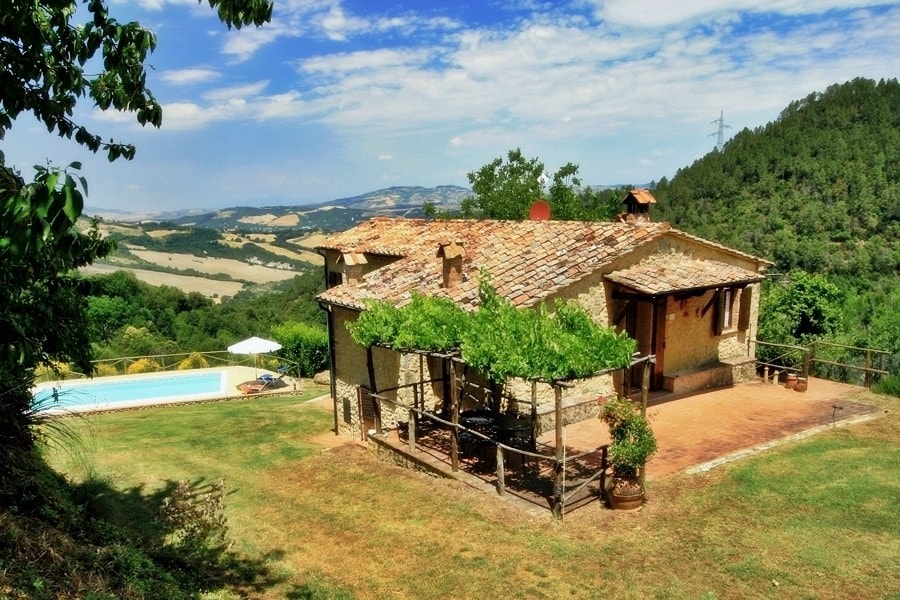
[534, 394, 605, 437]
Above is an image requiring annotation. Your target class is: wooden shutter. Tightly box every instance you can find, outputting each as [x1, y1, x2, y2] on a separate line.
[738, 286, 752, 331]
[713, 289, 725, 335]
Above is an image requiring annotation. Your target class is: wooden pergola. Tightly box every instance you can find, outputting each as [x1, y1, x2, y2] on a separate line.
[354, 346, 655, 518]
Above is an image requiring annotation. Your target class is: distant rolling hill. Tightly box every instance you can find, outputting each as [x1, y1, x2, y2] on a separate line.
[88, 185, 471, 232]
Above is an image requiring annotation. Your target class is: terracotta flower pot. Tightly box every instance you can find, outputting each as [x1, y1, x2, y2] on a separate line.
[606, 474, 645, 510]
[785, 373, 798, 389]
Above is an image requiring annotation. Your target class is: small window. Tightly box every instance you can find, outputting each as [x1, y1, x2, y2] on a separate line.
[327, 270, 343, 288]
[723, 288, 734, 329]
[714, 287, 739, 335]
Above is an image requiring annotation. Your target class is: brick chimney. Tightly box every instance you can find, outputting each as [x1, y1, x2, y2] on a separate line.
[618, 188, 657, 223]
[339, 252, 367, 284]
[437, 241, 465, 289]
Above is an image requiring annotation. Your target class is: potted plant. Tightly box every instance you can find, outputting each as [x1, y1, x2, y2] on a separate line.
[600, 397, 658, 510]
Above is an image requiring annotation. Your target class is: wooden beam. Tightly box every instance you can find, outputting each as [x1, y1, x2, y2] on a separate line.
[450, 360, 459, 472]
[612, 289, 644, 300]
[366, 346, 377, 392]
[613, 299, 633, 326]
[701, 288, 720, 318]
[639, 358, 651, 490]
[552, 385, 564, 519]
[407, 405, 416, 453]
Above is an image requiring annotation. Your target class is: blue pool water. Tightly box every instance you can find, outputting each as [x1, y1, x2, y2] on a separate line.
[33, 371, 227, 414]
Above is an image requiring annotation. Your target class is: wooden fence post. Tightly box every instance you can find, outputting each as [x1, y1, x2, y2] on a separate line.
[802, 346, 811, 380]
[407, 406, 416, 453]
[864, 350, 872, 388]
[496, 446, 505, 496]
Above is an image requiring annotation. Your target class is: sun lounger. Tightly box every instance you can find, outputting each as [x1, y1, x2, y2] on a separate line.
[240, 382, 267, 394]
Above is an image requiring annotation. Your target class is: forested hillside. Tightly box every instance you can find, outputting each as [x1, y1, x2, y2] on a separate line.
[655, 78, 898, 279]
[653, 78, 899, 378]
[82, 270, 325, 363]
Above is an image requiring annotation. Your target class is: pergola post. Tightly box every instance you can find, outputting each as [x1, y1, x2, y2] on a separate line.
[530, 380, 538, 451]
[449, 359, 459, 472]
[552, 384, 564, 519]
[639, 358, 651, 489]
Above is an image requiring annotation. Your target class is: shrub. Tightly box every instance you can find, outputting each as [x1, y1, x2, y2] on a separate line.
[93, 363, 119, 377]
[34, 362, 75, 382]
[873, 373, 900, 398]
[600, 397, 658, 478]
[126, 358, 162, 375]
[177, 353, 209, 370]
[272, 322, 329, 377]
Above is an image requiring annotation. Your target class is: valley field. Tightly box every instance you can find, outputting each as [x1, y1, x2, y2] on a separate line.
[125, 248, 302, 284]
[79, 263, 245, 300]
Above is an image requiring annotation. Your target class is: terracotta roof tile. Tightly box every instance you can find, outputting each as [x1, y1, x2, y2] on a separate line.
[624, 188, 657, 205]
[317, 218, 768, 310]
[605, 253, 764, 295]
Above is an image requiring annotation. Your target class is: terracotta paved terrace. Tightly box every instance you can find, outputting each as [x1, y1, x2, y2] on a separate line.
[549, 377, 877, 480]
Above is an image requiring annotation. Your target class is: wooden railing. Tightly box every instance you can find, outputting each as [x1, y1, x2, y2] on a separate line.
[752, 339, 891, 388]
[362, 383, 610, 519]
[752, 339, 811, 379]
[808, 341, 891, 388]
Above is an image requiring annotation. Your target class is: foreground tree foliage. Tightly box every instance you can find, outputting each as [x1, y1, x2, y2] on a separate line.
[1, 1, 276, 596]
[428, 147, 622, 221]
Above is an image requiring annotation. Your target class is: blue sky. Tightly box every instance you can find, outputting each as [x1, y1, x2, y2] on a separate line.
[6, 0, 900, 212]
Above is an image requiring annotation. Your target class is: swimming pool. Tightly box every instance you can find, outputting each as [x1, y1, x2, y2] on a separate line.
[33, 370, 228, 414]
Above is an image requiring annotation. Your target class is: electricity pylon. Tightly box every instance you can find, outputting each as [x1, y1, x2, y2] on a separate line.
[709, 110, 731, 151]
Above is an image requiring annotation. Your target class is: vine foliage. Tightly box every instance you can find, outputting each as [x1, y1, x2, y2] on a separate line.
[347, 274, 636, 381]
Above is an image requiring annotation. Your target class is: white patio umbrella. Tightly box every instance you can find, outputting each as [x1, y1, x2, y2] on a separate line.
[227, 336, 282, 378]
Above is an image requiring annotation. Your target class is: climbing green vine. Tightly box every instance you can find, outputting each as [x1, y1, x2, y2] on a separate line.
[347, 274, 636, 381]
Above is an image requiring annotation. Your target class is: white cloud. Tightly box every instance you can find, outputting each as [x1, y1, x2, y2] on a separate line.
[221, 25, 290, 62]
[202, 81, 270, 103]
[301, 47, 436, 75]
[378, 154, 393, 160]
[318, 4, 368, 41]
[591, 0, 893, 28]
[219, 0, 461, 62]
[160, 68, 220, 85]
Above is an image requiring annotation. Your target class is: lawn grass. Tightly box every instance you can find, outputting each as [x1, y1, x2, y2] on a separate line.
[45, 389, 900, 599]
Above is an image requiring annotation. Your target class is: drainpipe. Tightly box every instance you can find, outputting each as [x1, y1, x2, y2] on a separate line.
[316, 247, 339, 436]
[317, 300, 339, 436]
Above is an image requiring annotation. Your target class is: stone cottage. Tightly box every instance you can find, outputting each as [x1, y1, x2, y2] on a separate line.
[316, 205, 771, 439]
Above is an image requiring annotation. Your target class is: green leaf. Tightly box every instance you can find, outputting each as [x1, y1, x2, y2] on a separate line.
[62, 175, 83, 223]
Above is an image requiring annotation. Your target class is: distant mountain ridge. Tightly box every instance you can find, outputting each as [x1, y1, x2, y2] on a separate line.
[323, 185, 470, 210]
[87, 185, 471, 231]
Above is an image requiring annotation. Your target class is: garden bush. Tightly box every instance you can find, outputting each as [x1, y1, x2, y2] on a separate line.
[873, 373, 900, 398]
[272, 322, 329, 377]
[126, 358, 162, 375]
[93, 363, 120, 377]
[177, 353, 209, 370]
